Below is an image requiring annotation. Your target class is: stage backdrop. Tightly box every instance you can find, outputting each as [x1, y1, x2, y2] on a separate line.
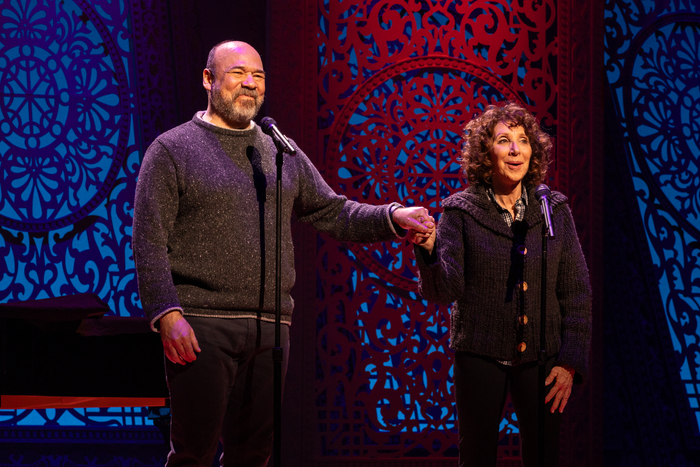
[0, 0, 603, 465]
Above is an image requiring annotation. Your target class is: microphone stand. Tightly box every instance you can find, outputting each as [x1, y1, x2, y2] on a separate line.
[260, 116, 295, 467]
[537, 192, 554, 467]
[272, 137, 284, 467]
[538, 223, 549, 467]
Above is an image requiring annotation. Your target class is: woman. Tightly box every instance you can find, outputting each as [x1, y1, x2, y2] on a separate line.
[411, 102, 592, 466]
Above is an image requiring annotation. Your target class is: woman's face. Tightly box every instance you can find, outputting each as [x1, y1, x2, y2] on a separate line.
[489, 122, 532, 193]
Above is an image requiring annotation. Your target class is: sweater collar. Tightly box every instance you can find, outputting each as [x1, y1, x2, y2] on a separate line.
[442, 184, 568, 238]
[192, 111, 259, 137]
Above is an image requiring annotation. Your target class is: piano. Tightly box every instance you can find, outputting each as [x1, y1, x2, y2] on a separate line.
[0, 293, 168, 411]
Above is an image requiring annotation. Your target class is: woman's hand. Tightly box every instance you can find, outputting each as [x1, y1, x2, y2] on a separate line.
[409, 226, 436, 254]
[544, 364, 575, 413]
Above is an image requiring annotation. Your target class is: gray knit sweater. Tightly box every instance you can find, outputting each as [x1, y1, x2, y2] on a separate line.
[415, 184, 592, 382]
[133, 114, 402, 330]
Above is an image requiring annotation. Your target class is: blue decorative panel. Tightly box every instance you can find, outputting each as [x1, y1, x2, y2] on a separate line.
[605, 0, 700, 432]
[0, 407, 153, 427]
[0, 0, 151, 429]
[0, 0, 142, 316]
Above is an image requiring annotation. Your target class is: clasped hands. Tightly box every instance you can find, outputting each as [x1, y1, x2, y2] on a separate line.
[397, 206, 437, 253]
[391, 206, 436, 236]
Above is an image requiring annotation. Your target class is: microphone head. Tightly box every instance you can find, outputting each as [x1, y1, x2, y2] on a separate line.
[534, 184, 552, 201]
[260, 117, 277, 135]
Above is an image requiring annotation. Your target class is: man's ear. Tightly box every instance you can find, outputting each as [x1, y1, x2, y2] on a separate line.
[203, 68, 214, 91]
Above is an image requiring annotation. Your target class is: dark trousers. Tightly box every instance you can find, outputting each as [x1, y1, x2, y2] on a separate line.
[453, 352, 561, 467]
[164, 317, 290, 467]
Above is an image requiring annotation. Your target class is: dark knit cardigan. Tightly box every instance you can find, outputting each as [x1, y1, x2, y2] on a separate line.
[133, 114, 402, 330]
[415, 184, 592, 382]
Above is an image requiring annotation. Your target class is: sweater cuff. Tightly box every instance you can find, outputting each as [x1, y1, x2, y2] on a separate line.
[554, 358, 585, 384]
[388, 202, 407, 238]
[150, 306, 184, 333]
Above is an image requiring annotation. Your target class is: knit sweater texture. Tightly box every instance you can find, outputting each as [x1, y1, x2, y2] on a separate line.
[415, 184, 592, 382]
[133, 114, 402, 330]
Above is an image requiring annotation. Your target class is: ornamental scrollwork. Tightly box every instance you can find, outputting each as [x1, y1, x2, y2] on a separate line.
[0, 0, 148, 429]
[0, 0, 140, 312]
[605, 0, 700, 436]
[316, 0, 557, 457]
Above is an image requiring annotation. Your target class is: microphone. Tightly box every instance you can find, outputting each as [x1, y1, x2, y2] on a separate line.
[260, 117, 296, 155]
[534, 184, 554, 237]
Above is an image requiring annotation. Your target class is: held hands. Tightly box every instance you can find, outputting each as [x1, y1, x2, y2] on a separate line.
[392, 206, 435, 233]
[392, 206, 437, 253]
[544, 365, 575, 413]
[159, 311, 201, 365]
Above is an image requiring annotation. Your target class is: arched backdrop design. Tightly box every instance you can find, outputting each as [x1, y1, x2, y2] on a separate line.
[315, 0, 556, 459]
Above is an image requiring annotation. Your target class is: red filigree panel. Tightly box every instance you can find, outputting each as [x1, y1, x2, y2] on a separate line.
[312, 0, 558, 460]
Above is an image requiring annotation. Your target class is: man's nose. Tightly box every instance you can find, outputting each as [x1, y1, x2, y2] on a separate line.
[242, 73, 257, 87]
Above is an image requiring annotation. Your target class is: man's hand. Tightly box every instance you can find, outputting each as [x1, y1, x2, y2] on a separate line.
[392, 206, 435, 233]
[159, 311, 201, 365]
[544, 365, 575, 413]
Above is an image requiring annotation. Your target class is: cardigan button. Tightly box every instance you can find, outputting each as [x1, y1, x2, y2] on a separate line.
[517, 342, 527, 352]
[517, 245, 527, 255]
[518, 281, 528, 292]
[519, 314, 528, 325]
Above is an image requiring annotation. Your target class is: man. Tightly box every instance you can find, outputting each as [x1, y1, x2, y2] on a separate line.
[132, 41, 434, 466]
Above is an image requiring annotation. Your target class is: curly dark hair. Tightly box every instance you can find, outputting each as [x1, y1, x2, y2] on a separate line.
[460, 101, 552, 187]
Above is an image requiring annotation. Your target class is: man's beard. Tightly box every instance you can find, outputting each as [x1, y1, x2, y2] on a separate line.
[210, 86, 264, 127]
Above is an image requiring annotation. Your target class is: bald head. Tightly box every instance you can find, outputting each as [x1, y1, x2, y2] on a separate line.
[206, 41, 262, 76]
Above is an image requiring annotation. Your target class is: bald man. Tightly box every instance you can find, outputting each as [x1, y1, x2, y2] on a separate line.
[133, 41, 434, 466]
